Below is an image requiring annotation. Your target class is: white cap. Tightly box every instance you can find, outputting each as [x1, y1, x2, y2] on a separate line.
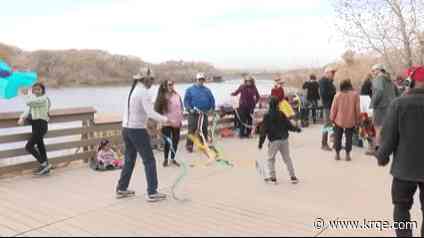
[133, 66, 155, 79]
[372, 63, 386, 72]
[196, 72, 206, 80]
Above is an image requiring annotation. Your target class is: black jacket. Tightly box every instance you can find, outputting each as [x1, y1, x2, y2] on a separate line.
[302, 80, 320, 101]
[360, 79, 373, 97]
[377, 88, 424, 182]
[258, 112, 300, 148]
[319, 77, 336, 109]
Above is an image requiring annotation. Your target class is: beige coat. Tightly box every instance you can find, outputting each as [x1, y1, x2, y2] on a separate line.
[330, 90, 361, 129]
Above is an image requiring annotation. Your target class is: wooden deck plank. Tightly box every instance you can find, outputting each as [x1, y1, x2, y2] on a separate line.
[0, 124, 420, 236]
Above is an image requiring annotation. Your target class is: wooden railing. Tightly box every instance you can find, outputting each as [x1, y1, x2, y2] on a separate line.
[0, 107, 99, 175]
[0, 107, 238, 176]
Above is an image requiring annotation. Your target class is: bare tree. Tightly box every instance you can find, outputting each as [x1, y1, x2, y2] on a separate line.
[333, 0, 424, 72]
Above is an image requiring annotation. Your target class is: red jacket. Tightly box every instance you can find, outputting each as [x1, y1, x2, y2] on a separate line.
[271, 86, 285, 102]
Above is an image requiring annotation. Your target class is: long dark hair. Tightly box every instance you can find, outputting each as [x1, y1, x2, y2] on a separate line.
[268, 96, 287, 123]
[127, 78, 142, 121]
[154, 80, 171, 114]
[97, 139, 110, 152]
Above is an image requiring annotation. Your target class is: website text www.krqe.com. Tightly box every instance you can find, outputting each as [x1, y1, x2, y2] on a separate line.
[313, 217, 417, 232]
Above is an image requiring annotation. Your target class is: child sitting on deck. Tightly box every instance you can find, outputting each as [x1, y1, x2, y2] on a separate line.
[258, 96, 301, 184]
[94, 139, 123, 170]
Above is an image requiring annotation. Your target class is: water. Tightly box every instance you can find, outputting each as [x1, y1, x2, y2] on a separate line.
[0, 78, 285, 166]
[0, 79, 277, 115]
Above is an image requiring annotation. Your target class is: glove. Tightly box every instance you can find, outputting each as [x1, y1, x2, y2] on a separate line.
[378, 157, 390, 167]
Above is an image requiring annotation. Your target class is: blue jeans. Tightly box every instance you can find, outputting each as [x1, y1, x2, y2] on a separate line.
[117, 128, 158, 195]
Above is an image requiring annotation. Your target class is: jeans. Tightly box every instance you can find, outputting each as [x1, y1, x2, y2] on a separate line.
[307, 100, 318, 123]
[321, 108, 331, 146]
[117, 128, 158, 195]
[334, 126, 354, 153]
[25, 119, 48, 164]
[391, 177, 424, 237]
[161, 126, 180, 161]
[186, 112, 208, 150]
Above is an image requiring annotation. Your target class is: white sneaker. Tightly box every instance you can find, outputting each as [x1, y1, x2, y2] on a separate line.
[36, 164, 52, 176]
[116, 190, 136, 199]
[145, 192, 167, 202]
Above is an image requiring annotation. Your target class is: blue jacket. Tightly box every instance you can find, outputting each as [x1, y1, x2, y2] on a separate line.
[184, 84, 215, 112]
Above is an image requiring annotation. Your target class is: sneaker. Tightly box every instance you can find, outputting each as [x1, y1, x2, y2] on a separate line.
[290, 176, 299, 184]
[145, 192, 167, 202]
[346, 154, 352, 161]
[321, 145, 332, 151]
[32, 165, 44, 175]
[36, 164, 52, 176]
[116, 190, 136, 199]
[163, 160, 168, 167]
[335, 153, 341, 161]
[171, 160, 180, 167]
[264, 177, 277, 184]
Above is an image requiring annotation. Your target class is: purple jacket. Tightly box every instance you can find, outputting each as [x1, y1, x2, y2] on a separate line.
[231, 85, 260, 110]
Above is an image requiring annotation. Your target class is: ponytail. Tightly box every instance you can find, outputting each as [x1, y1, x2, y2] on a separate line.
[127, 79, 141, 122]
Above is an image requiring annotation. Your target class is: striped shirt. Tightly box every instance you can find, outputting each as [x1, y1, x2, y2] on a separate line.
[20, 95, 51, 122]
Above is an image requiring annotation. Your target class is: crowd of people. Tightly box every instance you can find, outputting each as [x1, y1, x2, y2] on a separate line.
[16, 62, 424, 236]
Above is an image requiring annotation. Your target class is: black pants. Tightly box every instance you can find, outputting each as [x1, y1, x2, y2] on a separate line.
[234, 109, 241, 130]
[238, 107, 254, 138]
[308, 100, 318, 123]
[186, 112, 208, 150]
[25, 119, 48, 164]
[392, 177, 424, 237]
[334, 126, 354, 153]
[161, 126, 180, 161]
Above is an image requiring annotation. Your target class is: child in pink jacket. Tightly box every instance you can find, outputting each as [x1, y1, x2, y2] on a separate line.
[96, 139, 123, 170]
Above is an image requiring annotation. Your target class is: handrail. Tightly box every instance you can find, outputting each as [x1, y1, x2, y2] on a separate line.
[0, 107, 237, 177]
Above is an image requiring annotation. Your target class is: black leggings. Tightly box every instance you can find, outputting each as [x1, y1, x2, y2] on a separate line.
[162, 127, 180, 161]
[25, 119, 48, 164]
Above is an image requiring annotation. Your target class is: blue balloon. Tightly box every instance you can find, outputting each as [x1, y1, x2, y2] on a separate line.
[0, 60, 38, 99]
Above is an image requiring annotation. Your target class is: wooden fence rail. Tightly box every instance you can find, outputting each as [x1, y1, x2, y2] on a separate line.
[0, 107, 240, 176]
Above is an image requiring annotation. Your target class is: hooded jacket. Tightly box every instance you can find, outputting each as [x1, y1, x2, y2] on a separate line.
[370, 72, 399, 109]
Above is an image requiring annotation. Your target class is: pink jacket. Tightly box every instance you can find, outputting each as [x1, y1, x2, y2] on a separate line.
[164, 93, 184, 128]
[330, 90, 361, 129]
[97, 150, 116, 164]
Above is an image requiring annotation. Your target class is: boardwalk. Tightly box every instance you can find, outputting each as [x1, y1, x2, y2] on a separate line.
[0, 125, 422, 237]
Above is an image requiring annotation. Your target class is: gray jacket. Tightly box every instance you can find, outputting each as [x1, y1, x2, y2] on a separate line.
[377, 88, 424, 182]
[370, 73, 399, 109]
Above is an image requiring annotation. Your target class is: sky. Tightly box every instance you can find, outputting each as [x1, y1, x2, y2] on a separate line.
[0, 0, 346, 70]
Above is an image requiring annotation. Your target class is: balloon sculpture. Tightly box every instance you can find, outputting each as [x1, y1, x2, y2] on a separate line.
[0, 59, 37, 99]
